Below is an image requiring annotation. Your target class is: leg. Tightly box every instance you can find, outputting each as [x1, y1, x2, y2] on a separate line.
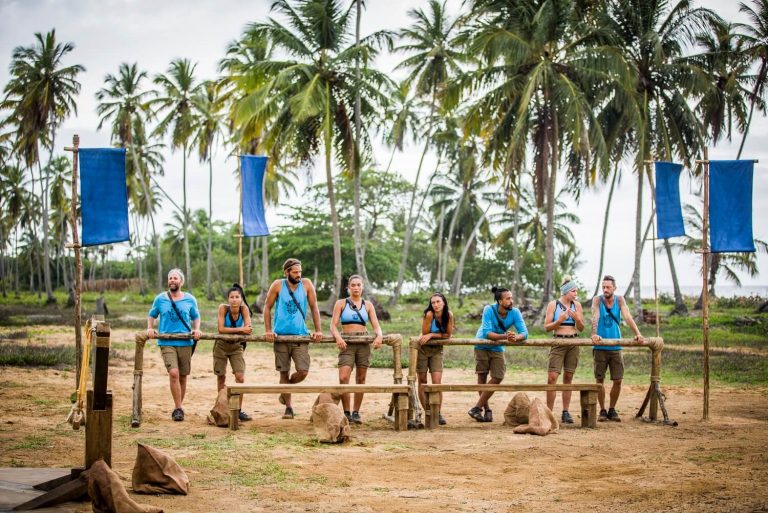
[546, 370, 560, 410]
[339, 365, 353, 412]
[473, 372, 489, 408]
[234, 371, 245, 409]
[431, 371, 443, 410]
[428, 390, 440, 429]
[179, 375, 187, 404]
[562, 371, 574, 411]
[476, 377, 502, 408]
[168, 368, 183, 409]
[596, 377, 606, 410]
[279, 370, 291, 407]
[217, 374, 226, 391]
[417, 372, 429, 409]
[228, 392, 240, 431]
[609, 379, 622, 409]
[353, 366, 367, 413]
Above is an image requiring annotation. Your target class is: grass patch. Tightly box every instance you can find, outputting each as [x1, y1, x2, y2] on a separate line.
[12, 435, 51, 450]
[0, 342, 75, 367]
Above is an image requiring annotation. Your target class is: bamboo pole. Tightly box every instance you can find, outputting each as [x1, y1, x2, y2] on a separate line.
[702, 148, 710, 420]
[238, 155, 244, 286]
[64, 135, 82, 389]
[644, 160, 661, 338]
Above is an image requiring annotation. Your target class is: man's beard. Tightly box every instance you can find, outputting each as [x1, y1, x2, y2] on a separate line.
[287, 275, 301, 285]
[604, 291, 613, 300]
[169, 283, 179, 292]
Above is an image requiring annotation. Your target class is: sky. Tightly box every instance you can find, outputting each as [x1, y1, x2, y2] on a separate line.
[0, 0, 766, 296]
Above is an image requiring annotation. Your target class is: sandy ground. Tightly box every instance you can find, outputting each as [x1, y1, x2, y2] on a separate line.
[1, 327, 767, 513]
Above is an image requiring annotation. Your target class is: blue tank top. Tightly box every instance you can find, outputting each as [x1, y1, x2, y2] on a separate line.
[224, 306, 245, 328]
[553, 301, 576, 326]
[340, 299, 368, 326]
[596, 295, 622, 350]
[273, 279, 309, 336]
[430, 316, 445, 334]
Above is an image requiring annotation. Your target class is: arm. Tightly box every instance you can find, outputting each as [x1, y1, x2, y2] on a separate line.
[418, 312, 434, 345]
[189, 298, 202, 340]
[304, 278, 323, 342]
[543, 301, 562, 332]
[591, 297, 601, 342]
[573, 302, 585, 332]
[330, 300, 346, 349]
[218, 305, 253, 335]
[619, 296, 644, 342]
[241, 308, 253, 335]
[263, 281, 280, 342]
[366, 302, 383, 349]
[511, 309, 528, 342]
[479, 307, 508, 342]
[146, 315, 157, 338]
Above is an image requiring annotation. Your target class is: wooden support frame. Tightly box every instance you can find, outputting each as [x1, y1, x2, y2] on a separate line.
[131, 332, 403, 427]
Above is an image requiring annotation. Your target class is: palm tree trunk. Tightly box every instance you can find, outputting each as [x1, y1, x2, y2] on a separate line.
[325, 83, 342, 302]
[451, 207, 489, 296]
[512, 173, 522, 302]
[261, 236, 269, 291]
[246, 237, 255, 285]
[593, 165, 618, 298]
[435, 205, 445, 287]
[540, 112, 559, 316]
[182, 142, 192, 290]
[37, 158, 54, 302]
[206, 157, 214, 298]
[130, 147, 163, 291]
[737, 61, 766, 159]
[440, 195, 463, 286]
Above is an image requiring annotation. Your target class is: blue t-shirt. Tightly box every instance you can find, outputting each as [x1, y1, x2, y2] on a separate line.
[148, 292, 200, 347]
[475, 305, 528, 352]
[595, 295, 622, 351]
[272, 279, 309, 336]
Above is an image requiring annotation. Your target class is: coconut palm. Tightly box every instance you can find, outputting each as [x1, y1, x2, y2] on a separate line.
[151, 58, 202, 290]
[1, 29, 84, 302]
[235, 0, 394, 301]
[737, 0, 768, 158]
[47, 156, 72, 290]
[95, 62, 164, 290]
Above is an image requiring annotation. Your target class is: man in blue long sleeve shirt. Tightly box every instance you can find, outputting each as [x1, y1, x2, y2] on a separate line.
[469, 286, 528, 422]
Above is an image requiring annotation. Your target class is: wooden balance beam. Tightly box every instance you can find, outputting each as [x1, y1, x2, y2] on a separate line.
[227, 383, 411, 431]
[421, 383, 602, 429]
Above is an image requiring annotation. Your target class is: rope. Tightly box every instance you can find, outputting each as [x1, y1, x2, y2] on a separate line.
[66, 325, 94, 429]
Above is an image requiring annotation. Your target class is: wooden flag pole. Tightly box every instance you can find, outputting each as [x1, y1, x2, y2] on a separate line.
[64, 135, 83, 389]
[238, 155, 244, 286]
[701, 148, 711, 421]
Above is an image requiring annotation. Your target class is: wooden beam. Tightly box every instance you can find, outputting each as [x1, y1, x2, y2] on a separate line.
[228, 384, 410, 396]
[421, 384, 602, 393]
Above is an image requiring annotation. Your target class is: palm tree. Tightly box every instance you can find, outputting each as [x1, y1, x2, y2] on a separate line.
[151, 58, 202, 289]
[47, 156, 72, 291]
[95, 62, 163, 290]
[1, 29, 84, 302]
[464, 0, 620, 312]
[737, 0, 768, 158]
[192, 81, 227, 299]
[236, 0, 393, 301]
[391, 0, 464, 304]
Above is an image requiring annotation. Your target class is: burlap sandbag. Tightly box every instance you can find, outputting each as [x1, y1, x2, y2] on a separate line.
[309, 392, 342, 424]
[311, 402, 350, 443]
[207, 387, 230, 427]
[132, 443, 190, 495]
[513, 397, 560, 436]
[84, 459, 163, 513]
[503, 392, 531, 426]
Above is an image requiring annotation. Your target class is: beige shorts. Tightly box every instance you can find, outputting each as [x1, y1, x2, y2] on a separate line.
[213, 340, 246, 376]
[416, 345, 444, 374]
[475, 349, 506, 380]
[593, 349, 624, 381]
[338, 343, 372, 369]
[160, 345, 193, 376]
[274, 342, 310, 372]
[548, 345, 580, 374]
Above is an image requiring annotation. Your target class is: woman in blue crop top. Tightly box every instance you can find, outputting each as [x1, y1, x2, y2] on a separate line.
[330, 275, 383, 425]
[417, 292, 454, 426]
[215, 284, 253, 422]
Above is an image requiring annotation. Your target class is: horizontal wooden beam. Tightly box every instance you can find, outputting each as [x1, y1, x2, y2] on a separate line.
[422, 384, 602, 393]
[227, 384, 410, 396]
[137, 332, 401, 345]
[411, 337, 663, 351]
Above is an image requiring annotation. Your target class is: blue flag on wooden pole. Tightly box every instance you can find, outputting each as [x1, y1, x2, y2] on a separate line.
[79, 148, 129, 246]
[654, 161, 686, 239]
[709, 160, 755, 253]
[240, 155, 270, 237]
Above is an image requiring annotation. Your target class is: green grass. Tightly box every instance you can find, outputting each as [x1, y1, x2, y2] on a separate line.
[0, 342, 75, 366]
[11, 435, 51, 450]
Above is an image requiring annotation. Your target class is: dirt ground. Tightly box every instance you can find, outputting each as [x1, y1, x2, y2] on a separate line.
[1, 328, 767, 513]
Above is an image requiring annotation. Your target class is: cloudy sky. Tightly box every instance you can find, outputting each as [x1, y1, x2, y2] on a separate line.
[1, 0, 766, 296]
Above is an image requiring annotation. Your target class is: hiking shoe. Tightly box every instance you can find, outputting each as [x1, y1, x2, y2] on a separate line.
[598, 409, 609, 422]
[350, 411, 363, 425]
[282, 407, 294, 420]
[608, 408, 621, 422]
[438, 415, 447, 426]
[171, 408, 184, 422]
[238, 410, 252, 422]
[278, 393, 286, 405]
[483, 408, 493, 423]
[561, 410, 574, 424]
[344, 411, 353, 423]
[468, 406, 484, 422]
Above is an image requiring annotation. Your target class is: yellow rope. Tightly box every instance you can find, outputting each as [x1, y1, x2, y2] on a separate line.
[67, 325, 94, 428]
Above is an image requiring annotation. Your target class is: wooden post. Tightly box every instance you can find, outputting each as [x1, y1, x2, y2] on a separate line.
[85, 320, 112, 468]
[702, 148, 710, 421]
[64, 135, 83, 389]
[579, 390, 597, 428]
[131, 334, 146, 427]
[649, 347, 661, 421]
[427, 391, 440, 430]
[237, 155, 244, 286]
[396, 393, 409, 432]
[228, 392, 240, 431]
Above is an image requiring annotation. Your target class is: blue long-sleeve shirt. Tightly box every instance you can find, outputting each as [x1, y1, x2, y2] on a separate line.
[475, 304, 528, 352]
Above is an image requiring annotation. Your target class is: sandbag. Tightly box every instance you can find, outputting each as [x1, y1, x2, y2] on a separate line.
[513, 397, 559, 436]
[309, 392, 342, 424]
[503, 392, 531, 426]
[132, 443, 190, 495]
[207, 387, 230, 427]
[84, 459, 163, 513]
[311, 402, 350, 443]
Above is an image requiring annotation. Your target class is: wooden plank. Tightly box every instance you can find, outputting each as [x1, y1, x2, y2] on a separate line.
[421, 384, 601, 393]
[580, 390, 598, 428]
[228, 394, 240, 431]
[12, 476, 87, 511]
[227, 384, 410, 396]
[93, 323, 110, 411]
[427, 392, 440, 430]
[410, 337, 663, 350]
[85, 390, 112, 468]
[396, 393, 409, 432]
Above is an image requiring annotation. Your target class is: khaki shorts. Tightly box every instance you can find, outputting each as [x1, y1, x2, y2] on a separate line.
[416, 345, 444, 374]
[338, 343, 372, 369]
[475, 349, 506, 380]
[213, 340, 246, 376]
[548, 345, 580, 374]
[274, 342, 311, 372]
[593, 349, 624, 380]
[160, 345, 193, 376]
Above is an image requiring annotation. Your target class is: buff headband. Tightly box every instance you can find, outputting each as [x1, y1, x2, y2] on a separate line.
[560, 281, 577, 295]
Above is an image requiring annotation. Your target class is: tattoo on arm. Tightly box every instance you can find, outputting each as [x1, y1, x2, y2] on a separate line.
[591, 298, 599, 337]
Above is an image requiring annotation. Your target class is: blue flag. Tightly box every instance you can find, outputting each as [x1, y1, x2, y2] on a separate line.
[710, 160, 755, 253]
[240, 155, 270, 237]
[79, 148, 129, 246]
[654, 161, 686, 239]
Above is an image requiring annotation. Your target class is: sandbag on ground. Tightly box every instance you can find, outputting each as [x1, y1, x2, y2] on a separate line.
[504, 392, 531, 427]
[513, 397, 559, 436]
[132, 443, 190, 495]
[84, 459, 163, 513]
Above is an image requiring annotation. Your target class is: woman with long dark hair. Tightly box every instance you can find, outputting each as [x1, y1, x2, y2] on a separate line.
[215, 283, 253, 421]
[417, 292, 454, 426]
